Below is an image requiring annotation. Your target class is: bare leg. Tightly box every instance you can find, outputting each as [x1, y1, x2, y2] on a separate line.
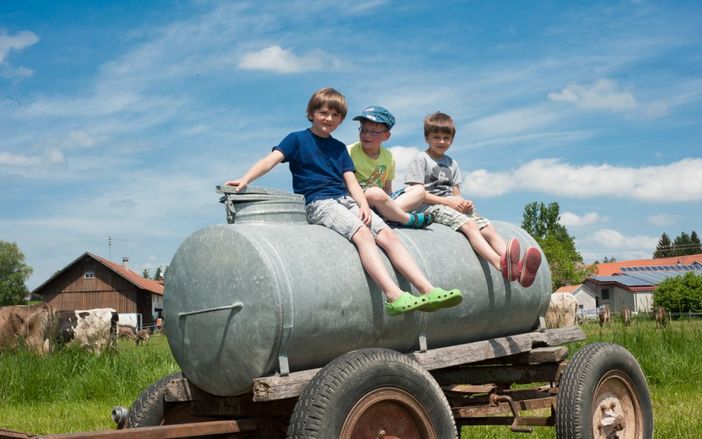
[459, 221, 502, 270]
[480, 224, 508, 258]
[351, 226, 405, 301]
[375, 228, 433, 294]
[365, 187, 411, 224]
[393, 185, 427, 212]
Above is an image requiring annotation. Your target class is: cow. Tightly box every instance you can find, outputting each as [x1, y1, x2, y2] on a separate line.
[654, 306, 668, 329]
[118, 325, 136, 339]
[53, 308, 118, 354]
[598, 306, 611, 327]
[135, 329, 150, 346]
[544, 293, 578, 328]
[621, 307, 632, 326]
[0, 303, 54, 355]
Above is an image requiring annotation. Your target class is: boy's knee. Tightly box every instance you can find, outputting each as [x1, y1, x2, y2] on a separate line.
[375, 228, 399, 247]
[365, 187, 387, 203]
[352, 225, 374, 243]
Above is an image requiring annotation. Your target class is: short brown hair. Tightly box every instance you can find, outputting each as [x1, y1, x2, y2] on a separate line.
[424, 112, 456, 138]
[306, 87, 348, 121]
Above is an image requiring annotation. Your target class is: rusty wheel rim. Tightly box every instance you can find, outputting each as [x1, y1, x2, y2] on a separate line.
[339, 387, 437, 439]
[591, 370, 644, 439]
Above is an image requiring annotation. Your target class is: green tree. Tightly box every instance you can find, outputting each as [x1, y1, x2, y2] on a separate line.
[653, 233, 672, 258]
[690, 231, 701, 254]
[521, 201, 594, 290]
[154, 266, 163, 280]
[654, 272, 702, 313]
[142, 268, 151, 279]
[0, 241, 33, 306]
[672, 232, 691, 257]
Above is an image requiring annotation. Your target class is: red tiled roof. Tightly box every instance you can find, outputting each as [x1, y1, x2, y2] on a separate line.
[90, 253, 164, 295]
[593, 253, 702, 276]
[555, 284, 580, 293]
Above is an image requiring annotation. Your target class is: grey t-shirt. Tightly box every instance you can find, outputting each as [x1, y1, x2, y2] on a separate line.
[405, 151, 463, 198]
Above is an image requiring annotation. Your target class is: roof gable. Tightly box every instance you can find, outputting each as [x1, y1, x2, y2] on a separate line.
[32, 252, 164, 296]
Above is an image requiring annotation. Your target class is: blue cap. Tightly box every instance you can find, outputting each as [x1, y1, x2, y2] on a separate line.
[352, 106, 395, 129]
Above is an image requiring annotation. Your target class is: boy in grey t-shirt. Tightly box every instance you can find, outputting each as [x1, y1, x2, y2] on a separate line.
[405, 112, 542, 287]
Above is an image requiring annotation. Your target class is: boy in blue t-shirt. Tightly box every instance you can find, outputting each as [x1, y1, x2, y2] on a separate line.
[226, 88, 461, 315]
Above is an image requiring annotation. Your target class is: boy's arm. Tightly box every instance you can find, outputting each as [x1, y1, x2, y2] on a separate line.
[225, 150, 285, 192]
[419, 185, 472, 213]
[343, 171, 372, 225]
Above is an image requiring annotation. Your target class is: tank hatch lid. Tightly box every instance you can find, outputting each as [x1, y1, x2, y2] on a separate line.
[216, 185, 304, 204]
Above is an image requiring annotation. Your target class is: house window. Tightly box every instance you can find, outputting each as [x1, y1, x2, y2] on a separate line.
[601, 288, 610, 300]
[84, 271, 95, 279]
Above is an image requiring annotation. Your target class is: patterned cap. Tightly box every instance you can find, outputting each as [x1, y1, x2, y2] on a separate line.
[352, 106, 395, 129]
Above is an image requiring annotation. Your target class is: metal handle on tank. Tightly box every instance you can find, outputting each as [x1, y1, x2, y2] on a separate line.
[178, 302, 244, 319]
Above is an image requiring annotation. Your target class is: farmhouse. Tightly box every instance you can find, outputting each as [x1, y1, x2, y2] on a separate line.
[556, 253, 702, 318]
[31, 252, 164, 329]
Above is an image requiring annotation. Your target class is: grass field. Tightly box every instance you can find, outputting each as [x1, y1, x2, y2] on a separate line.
[1, 319, 701, 437]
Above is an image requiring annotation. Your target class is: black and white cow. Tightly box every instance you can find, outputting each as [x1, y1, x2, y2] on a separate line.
[53, 308, 118, 353]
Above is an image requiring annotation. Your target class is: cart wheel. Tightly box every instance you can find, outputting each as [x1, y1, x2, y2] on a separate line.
[287, 348, 457, 439]
[556, 343, 653, 438]
[127, 372, 204, 427]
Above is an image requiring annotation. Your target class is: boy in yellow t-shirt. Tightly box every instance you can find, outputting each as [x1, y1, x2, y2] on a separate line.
[349, 106, 433, 228]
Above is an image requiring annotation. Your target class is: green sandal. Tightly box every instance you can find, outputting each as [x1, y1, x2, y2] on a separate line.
[385, 292, 423, 316]
[418, 288, 463, 312]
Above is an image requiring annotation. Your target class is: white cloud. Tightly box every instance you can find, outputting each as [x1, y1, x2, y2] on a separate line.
[548, 79, 637, 113]
[238, 45, 341, 73]
[591, 229, 658, 250]
[462, 158, 702, 202]
[647, 214, 678, 227]
[0, 30, 39, 63]
[0, 149, 63, 167]
[560, 211, 601, 227]
[388, 146, 421, 176]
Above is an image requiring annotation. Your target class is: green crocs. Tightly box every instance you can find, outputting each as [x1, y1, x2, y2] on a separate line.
[385, 292, 423, 316]
[418, 288, 463, 312]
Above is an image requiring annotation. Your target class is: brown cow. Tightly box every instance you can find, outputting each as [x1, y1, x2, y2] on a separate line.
[654, 306, 668, 328]
[135, 329, 150, 346]
[118, 325, 136, 339]
[621, 307, 632, 326]
[598, 306, 610, 327]
[0, 303, 54, 355]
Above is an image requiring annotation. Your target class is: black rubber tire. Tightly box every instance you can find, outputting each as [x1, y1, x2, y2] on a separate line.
[127, 372, 183, 428]
[556, 342, 653, 438]
[286, 348, 457, 439]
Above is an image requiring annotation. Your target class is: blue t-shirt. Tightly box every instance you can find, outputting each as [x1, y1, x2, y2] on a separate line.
[274, 129, 355, 204]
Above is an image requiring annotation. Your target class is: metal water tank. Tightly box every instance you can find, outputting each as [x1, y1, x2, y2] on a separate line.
[163, 187, 551, 396]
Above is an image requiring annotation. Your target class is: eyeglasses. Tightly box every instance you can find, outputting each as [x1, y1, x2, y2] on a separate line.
[358, 127, 388, 137]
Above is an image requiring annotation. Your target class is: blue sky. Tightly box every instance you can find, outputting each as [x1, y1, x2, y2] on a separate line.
[2, 0, 701, 290]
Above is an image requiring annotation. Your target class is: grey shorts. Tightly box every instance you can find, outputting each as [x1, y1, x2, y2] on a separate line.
[425, 204, 491, 231]
[306, 196, 388, 240]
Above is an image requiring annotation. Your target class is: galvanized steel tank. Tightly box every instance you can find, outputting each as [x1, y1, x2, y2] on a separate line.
[164, 187, 551, 396]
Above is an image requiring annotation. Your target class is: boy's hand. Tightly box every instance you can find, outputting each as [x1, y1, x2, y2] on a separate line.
[460, 199, 474, 214]
[225, 179, 248, 192]
[358, 204, 372, 225]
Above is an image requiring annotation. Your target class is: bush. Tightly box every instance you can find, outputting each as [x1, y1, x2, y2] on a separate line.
[654, 272, 702, 313]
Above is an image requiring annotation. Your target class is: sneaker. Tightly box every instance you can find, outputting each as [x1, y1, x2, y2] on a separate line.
[518, 247, 542, 288]
[500, 238, 521, 281]
[404, 212, 434, 229]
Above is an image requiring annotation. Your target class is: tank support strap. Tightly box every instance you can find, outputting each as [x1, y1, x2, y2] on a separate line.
[278, 324, 293, 376]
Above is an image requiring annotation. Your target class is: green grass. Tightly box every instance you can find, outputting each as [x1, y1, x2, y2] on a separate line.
[0, 334, 178, 434]
[1, 321, 701, 437]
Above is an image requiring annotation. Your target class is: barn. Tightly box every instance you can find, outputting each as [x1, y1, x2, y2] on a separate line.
[31, 252, 164, 329]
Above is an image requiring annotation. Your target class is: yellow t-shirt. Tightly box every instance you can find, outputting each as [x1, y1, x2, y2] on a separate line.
[348, 142, 396, 190]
